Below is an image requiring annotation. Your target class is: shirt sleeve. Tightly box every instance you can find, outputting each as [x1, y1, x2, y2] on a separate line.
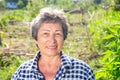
[88, 68, 95, 80]
[11, 66, 22, 80]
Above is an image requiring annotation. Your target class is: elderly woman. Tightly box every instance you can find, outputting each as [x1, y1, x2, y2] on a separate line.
[12, 7, 95, 80]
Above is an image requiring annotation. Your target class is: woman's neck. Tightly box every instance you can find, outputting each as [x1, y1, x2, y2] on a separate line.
[39, 54, 61, 65]
[38, 54, 61, 80]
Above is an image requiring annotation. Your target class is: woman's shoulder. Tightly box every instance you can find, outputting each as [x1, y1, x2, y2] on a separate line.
[11, 59, 35, 78]
[66, 55, 92, 70]
[68, 56, 94, 75]
[15, 59, 34, 72]
[62, 53, 91, 69]
[61, 54, 95, 79]
[19, 59, 33, 69]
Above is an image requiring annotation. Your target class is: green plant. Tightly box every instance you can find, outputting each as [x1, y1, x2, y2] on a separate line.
[96, 25, 120, 80]
[26, 0, 44, 21]
[114, 0, 120, 11]
[0, 0, 6, 10]
[95, 10, 120, 80]
[0, 52, 29, 80]
[0, 53, 21, 80]
[17, 0, 24, 9]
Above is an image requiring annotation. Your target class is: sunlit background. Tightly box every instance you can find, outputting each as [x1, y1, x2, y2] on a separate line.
[0, 0, 120, 80]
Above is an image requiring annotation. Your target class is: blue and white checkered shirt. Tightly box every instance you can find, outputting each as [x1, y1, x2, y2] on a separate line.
[11, 51, 95, 80]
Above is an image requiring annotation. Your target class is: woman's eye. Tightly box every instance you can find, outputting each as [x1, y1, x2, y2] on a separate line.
[56, 33, 61, 36]
[44, 33, 48, 35]
[43, 33, 49, 36]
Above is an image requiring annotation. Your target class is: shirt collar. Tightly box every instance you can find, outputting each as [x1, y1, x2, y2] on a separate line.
[31, 51, 40, 72]
[31, 51, 72, 72]
[60, 52, 71, 69]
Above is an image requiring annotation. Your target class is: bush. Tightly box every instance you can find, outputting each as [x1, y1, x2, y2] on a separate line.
[94, 0, 101, 4]
[114, 0, 120, 11]
[17, 0, 24, 9]
[0, 52, 30, 80]
[0, 1, 6, 10]
[0, 53, 22, 80]
[93, 10, 120, 80]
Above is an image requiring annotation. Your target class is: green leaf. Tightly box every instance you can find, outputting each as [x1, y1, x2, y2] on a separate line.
[102, 35, 114, 40]
[107, 41, 116, 48]
[108, 28, 118, 35]
[113, 62, 120, 65]
[117, 45, 120, 52]
[102, 50, 115, 54]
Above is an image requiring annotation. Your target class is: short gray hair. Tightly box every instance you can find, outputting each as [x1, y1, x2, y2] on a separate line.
[30, 7, 69, 40]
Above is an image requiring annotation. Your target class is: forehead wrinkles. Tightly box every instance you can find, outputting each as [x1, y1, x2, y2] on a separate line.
[39, 21, 62, 28]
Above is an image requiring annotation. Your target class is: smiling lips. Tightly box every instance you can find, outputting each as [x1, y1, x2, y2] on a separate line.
[47, 46, 57, 50]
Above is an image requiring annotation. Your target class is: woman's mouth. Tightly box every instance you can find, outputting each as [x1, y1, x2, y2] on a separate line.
[47, 46, 57, 50]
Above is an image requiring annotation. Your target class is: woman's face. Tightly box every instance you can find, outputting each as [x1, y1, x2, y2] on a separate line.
[35, 22, 64, 57]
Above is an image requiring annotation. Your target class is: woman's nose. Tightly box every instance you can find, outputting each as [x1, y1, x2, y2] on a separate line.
[49, 35, 56, 43]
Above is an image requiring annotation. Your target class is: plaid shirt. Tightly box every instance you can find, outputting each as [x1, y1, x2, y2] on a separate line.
[11, 51, 95, 80]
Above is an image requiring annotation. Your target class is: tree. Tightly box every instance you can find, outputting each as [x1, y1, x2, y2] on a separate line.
[17, 0, 24, 9]
[114, 0, 120, 11]
[0, 0, 6, 10]
[5, 0, 18, 3]
[94, 0, 101, 4]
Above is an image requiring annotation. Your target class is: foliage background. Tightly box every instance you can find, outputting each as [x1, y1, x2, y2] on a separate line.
[0, 0, 120, 80]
